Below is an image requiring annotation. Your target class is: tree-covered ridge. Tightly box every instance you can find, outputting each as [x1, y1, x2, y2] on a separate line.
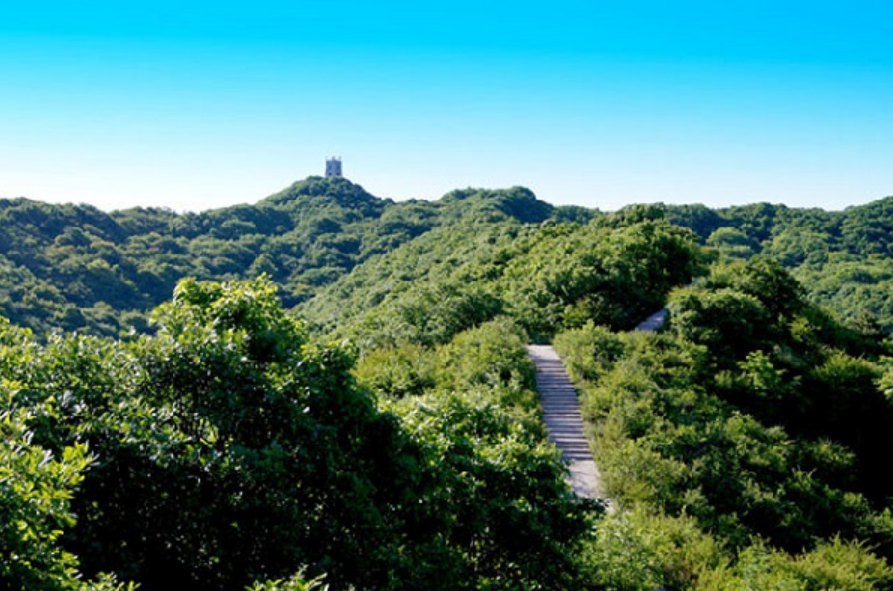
[301, 212, 702, 347]
[3, 176, 893, 338]
[314, 230, 893, 588]
[0, 178, 561, 337]
[663, 196, 893, 332]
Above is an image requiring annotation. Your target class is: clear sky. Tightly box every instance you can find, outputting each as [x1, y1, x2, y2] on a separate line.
[1, 0, 891, 212]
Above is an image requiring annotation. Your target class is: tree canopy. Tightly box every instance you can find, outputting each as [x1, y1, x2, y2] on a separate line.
[4, 178, 893, 589]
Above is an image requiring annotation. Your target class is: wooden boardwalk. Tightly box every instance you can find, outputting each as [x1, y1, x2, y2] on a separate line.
[527, 345, 605, 501]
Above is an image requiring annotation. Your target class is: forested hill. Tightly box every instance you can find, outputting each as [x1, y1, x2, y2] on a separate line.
[5, 177, 893, 590]
[663, 197, 893, 332]
[0, 177, 571, 337]
[2, 176, 892, 338]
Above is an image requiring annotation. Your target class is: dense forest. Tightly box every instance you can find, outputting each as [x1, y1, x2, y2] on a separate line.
[0, 178, 571, 337]
[2, 178, 891, 339]
[3, 177, 893, 589]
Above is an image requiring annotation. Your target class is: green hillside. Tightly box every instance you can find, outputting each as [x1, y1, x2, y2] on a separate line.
[663, 197, 893, 333]
[0, 178, 573, 338]
[301, 207, 700, 346]
[2, 179, 892, 339]
[3, 180, 893, 590]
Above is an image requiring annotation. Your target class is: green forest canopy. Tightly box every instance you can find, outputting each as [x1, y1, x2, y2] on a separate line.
[3, 178, 893, 589]
[2, 177, 893, 338]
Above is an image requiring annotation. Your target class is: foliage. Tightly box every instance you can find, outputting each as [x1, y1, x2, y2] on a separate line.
[433, 316, 535, 396]
[0, 181, 710, 346]
[704, 539, 893, 591]
[353, 342, 436, 398]
[247, 571, 329, 591]
[663, 196, 893, 333]
[555, 259, 893, 589]
[5, 186, 893, 340]
[2, 279, 409, 589]
[388, 387, 588, 590]
[0, 380, 135, 591]
[357, 316, 595, 589]
[307, 215, 702, 349]
[7, 176, 893, 589]
[0, 180, 553, 338]
[580, 508, 727, 591]
[1, 279, 593, 591]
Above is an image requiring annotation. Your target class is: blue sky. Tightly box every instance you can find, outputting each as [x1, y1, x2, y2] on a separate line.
[1, 1, 891, 212]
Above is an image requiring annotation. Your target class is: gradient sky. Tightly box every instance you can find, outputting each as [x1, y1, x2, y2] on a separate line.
[1, 0, 891, 212]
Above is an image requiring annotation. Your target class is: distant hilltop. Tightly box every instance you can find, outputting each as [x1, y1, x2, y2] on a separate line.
[2, 176, 893, 340]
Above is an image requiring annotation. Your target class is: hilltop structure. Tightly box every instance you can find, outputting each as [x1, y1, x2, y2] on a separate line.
[325, 157, 343, 178]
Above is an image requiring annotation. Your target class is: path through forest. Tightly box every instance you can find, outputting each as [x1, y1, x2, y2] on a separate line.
[527, 345, 606, 501]
[529, 310, 667, 503]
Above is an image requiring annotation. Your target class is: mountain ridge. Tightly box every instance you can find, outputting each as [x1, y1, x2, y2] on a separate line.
[2, 178, 893, 337]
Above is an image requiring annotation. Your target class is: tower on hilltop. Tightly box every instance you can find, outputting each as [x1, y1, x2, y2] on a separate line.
[325, 157, 342, 178]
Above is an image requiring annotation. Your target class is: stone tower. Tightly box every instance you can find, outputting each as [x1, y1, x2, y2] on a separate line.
[325, 157, 342, 178]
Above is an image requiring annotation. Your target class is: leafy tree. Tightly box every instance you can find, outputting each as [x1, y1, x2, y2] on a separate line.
[0, 373, 134, 591]
[1, 279, 597, 590]
[668, 286, 772, 366]
[387, 387, 587, 590]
